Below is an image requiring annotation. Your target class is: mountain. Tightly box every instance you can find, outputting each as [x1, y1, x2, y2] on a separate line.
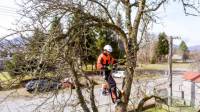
[0, 37, 25, 52]
[189, 45, 200, 52]
[173, 44, 200, 52]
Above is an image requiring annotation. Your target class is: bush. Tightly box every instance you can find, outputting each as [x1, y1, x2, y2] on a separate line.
[5, 52, 57, 76]
[150, 56, 156, 64]
[5, 53, 26, 76]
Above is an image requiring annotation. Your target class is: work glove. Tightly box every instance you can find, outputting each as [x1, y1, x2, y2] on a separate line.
[107, 65, 113, 70]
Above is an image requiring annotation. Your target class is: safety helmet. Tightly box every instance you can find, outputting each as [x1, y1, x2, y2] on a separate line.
[103, 45, 113, 53]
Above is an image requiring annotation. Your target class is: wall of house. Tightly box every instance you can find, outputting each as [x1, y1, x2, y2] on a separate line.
[194, 83, 200, 107]
[181, 80, 200, 107]
[171, 77, 200, 107]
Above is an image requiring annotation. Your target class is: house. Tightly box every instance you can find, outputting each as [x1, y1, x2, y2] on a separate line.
[182, 72, 200, 106]
[172, 54, 182, 62]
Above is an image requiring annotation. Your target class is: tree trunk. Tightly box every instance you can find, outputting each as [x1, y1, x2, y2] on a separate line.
[92, 62, 94, 71]
[115, 48, 137, 112]
[90, 83, 98, 112]
[115, 0, 145, 111]
[70, 64, 90, 112]
[86, 64, 88, 70]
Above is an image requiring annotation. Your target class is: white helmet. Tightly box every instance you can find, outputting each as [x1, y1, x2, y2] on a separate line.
[103, 45, 113, 53]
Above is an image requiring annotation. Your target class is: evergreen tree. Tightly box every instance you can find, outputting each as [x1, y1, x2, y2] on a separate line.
[179, 41, 189, 62]
[27, 28, 46, 55]
[69, 12, 98, 66]
[95, 28, 121, 59]
[5, 28, 47, 76]
[179, 41, 188, 52]
[5, 52, 26, 76]
[155, 32, 169, 62]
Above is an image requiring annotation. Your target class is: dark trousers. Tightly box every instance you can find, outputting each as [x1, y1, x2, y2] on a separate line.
[102, 70, 117, 98]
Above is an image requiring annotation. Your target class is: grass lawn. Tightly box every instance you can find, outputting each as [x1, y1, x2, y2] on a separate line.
[0, 72, 12, 81]
[82, 62, 192, 71]
[0, 72, 21, 89]
[0, 62, 191, 89]
[145, 108, 167, 112]
[0, 72, 55, 89]
[82, 64, 96, 71]
[138, 63, 191, 70]
[145, 106, 197, 112]
[0, 72, 54, 81]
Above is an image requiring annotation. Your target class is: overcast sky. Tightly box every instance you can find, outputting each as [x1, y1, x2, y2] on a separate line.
[0, 0, 200, 46]
[151, 2, 200, 46]
[0, 0, 20, 38]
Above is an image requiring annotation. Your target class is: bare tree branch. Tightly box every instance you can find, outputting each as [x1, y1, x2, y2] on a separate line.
[143, 0, 167, 12]
[137, 16, 150, 46]
[89, 82, 98, 112]
[65, 22, 128, 48]
[88, 0, 115, 24]
[130, 1, 139, 7]
[181, 0, 200, 16]
[128, 95, 167, 112]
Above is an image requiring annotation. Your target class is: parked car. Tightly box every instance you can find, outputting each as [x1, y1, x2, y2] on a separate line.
[112, 70, 125, 78]
[25, 79, 61, 93]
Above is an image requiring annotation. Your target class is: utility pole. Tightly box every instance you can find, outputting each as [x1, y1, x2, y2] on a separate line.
[168, 36, 180, 106]
[168, 36, 173, 106]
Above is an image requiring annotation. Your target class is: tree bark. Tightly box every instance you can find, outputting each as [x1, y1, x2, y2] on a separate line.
[115, 0, 146, 111]
[90, 83, 98, 112]
[70, 63, 90, 112]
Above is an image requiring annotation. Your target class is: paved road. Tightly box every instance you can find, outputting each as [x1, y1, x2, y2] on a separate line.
[0, 71, 186, 112]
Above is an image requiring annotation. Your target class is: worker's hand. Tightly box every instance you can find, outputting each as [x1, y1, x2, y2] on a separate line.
[107, 65, 113, 70]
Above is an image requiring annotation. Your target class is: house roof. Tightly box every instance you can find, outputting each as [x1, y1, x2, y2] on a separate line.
[183, 72, 200, 83]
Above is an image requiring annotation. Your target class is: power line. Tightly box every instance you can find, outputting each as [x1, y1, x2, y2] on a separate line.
[0, 9, 20, 17]
[0, 5, 19, 16]
[0, 5, 18, 10]
[0, 11, 18, 15]
[0, 9, 18, 14]
[0, 6, 18, 11]
[0, 8, 18, 13]
[0, 7, 17, 12]
[0, 13, 19, 17]
[0, 25, 10, 30]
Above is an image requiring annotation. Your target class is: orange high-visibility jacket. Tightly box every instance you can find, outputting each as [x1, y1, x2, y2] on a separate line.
[96, 53, 115, 70]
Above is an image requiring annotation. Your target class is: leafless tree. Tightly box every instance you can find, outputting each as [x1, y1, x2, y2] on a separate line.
[1, 0, 200, 112]
[137, 33, 157, 63]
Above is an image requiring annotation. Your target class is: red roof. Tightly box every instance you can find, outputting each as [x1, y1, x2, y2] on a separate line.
[183, 72, 200, 83]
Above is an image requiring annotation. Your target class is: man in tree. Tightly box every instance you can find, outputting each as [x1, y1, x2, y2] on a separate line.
[14, 0, 200, 111]
[97, 44, 120, 104]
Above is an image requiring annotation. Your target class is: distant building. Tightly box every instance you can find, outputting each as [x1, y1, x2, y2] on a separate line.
[182, 72, 200, 107]
[172, 54, 182, 62]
